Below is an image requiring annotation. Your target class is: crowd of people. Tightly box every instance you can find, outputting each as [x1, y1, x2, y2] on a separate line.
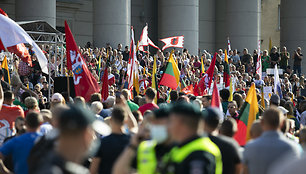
[0, 41, 305, 174]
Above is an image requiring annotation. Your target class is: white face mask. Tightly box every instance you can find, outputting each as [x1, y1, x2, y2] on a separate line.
[149, 125, 168, 144]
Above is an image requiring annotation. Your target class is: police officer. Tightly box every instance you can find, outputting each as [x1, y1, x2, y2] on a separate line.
[113, 106, 173, 174]
[163, 102, 222, 174]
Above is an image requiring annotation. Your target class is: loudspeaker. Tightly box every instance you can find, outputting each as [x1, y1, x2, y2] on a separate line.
[54, 77, 75, 98]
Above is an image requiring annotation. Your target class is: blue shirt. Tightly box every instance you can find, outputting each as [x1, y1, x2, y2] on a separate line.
[243, 131, 301, 174]
[0, 132, 41, 174]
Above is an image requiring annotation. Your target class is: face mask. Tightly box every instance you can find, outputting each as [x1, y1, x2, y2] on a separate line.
[149, 125, 168, 144]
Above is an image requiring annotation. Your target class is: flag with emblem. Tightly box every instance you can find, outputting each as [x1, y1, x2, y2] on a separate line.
[65, 21, 99, 101]
[160, 36, 184, 51]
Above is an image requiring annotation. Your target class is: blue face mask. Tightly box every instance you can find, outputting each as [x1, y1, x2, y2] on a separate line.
[149, 124, 168, 144]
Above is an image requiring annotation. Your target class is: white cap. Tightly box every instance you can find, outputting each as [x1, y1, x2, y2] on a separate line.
[278, 106, 289, 115]
[51, 93, 64, 102]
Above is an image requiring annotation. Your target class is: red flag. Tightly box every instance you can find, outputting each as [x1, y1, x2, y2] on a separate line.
[193, 83, 199, 96]
[211, 81, 223, 119]
[197, 52, 217, 95]
[0, 8, 32, 66]
[65, 21, 99, 101]
[101, 67, 109, 101]
[182, 84, 194, 95]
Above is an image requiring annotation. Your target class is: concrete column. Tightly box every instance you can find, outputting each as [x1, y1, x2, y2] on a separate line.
[226, 0, 261, 52]
[158, 0, 199, 55]
[15, 0, 56, 27]
[199, 0, 215, 52]
[131, 0, 158, 48]
[93, 0, 131, 48]
[215, 0, 227, 51]
[281, 0, 306, 74]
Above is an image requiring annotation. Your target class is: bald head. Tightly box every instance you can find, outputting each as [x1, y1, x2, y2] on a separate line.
[262, 107, 284, 131]
[250, 120, 263, 139]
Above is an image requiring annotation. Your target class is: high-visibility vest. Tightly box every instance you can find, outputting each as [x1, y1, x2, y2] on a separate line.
[170, 137, 223, 174]
[137, 140, 158, 174]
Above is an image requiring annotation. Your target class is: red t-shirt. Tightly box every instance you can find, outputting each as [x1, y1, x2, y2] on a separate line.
[138, 103, 159, 115]
[0, 104, 24, 129]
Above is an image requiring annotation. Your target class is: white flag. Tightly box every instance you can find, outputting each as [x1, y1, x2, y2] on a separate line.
[274, 65, 282, 98]
[0, 14, 48, 74]
[256, 40, 262, 79]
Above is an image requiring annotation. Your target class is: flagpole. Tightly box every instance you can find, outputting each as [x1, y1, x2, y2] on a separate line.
[61, 34, 64, 76]
[146, 23, 149, 62]
[67, 75, 70, 99]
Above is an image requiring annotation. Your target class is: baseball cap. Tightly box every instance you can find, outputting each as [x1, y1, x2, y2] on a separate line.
[58, 105, 111, 136]
[51, 93, 64, 102]
[278, 106, 289, 115]
[40, 109, 52, 119]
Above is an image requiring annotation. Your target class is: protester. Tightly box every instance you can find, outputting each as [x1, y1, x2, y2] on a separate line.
[39, 109, 53, 135]
[138, 88, 159, 115]
[242, 107, 301, 174]
[31, 106, 109, 173]
[90, 107, 130, 174]
[0, 91, 24, 144]
[202, 107, 242, 174]
[293, 47, 303, 77]
[249, 120, 263, 140]
[0, 112, 43, 174]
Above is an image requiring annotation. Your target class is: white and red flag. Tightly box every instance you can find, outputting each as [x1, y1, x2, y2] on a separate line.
[256, 40, 262, 79]
[108, 74, 115, 85]
[127, 27, 137, 90]
[227, 37, 231, 51]
[197, 52, 217, 95]
[138, 25, 159, 52]
[65, 21, 99, 101]
[160, 36, 184, 51]
[0, 10, 47, 73]
[0, 9, 32, 66]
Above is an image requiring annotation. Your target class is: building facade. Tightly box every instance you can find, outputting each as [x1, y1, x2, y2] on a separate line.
[0, 0, 305, 74]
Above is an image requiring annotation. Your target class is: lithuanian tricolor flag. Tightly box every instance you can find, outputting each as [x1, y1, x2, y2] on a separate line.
[223, 50, 230, 87]
[201, 55, 205, 75]
[152, 56, 158, 103]
[229, 78, 233, 101]
[234, 83, 259, 145]
[1, 56, 10, 84]
[159, 50, 180, 89]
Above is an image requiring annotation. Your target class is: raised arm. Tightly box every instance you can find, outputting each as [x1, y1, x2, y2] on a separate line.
[0, 83, 3, 110]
